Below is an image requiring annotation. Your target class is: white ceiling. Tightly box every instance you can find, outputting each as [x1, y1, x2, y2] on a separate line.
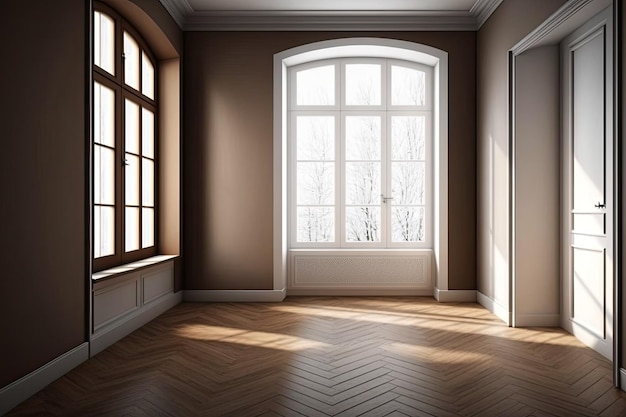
[159, 0, 504, 30]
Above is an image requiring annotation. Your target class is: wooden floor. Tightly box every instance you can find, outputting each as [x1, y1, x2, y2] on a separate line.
[8, 297, 626, 416]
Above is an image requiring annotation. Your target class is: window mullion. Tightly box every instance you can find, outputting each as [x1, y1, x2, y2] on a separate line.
[138, 101, 144, 251]
[338, 111, 344, 248]
[115, 83, 124, 262]
[380, 111, 392, 248]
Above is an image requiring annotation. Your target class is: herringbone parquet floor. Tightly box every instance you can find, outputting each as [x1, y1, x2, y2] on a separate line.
[7, 297, 626, 416]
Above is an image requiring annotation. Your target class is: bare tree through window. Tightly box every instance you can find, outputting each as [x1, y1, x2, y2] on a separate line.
[290, 59, 431, 247]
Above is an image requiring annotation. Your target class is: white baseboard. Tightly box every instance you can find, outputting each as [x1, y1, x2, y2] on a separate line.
[287, 288, 433, 297]
[477, 291, 510, 325]
[513, 313, 560, 327]
[90, 291, 182, 356]
[183, 289, 287, 302]
[0, 342, 89, 416]
[434, 288, 477, 302]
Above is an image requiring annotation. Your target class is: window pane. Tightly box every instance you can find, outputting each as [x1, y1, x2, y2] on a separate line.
[94, 82, 115, 147]
[391, 116, 426, 160]
[345, 116, 381, 160]
[94, 206, 115, 258]
[125, 154, 140, 206]
[123, 31, 140, 90]
[296, 65, 335, 106]
[94, 145, 115, 205]
[346, 162, 381, 205]
[142, 52, 155, 100]
[142, 158, 154, 206]
[391, 162, 425, 205]
[345, 64, 381, 106]
[125, 99, 140, 154]
[142, 108, 155, 158]
[142, 208, 154, 248]
[391, 207, 425, 242]
[125, 207, 140, 252]
[297, 207, 334, 242]
[296, 116, 335, 160]
[346, 207, 380, 242]
[94, 11, 115, 75]
[391, 65, 426, 106]
[297, 162, 334, 205]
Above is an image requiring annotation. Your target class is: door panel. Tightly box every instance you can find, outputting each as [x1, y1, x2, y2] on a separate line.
[572, 246, 606, 337]
[561, 8, 613, 361]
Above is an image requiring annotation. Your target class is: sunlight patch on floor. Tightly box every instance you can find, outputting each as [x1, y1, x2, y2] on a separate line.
[176, 324, 330, 351]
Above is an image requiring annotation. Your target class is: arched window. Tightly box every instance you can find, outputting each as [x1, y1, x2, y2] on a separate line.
[289, 58, 433, 248]
[273, 39, 449, 295]
[93, 3, 157, 271]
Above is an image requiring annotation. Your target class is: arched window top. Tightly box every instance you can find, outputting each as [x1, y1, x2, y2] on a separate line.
[93, 4, 156, 102]
[278, 38, 447, 69]
[289, 58, 433, 111]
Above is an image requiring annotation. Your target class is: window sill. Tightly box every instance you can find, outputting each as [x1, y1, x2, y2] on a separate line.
[288, 248, 433, 253]
[92, 254, 178, 282]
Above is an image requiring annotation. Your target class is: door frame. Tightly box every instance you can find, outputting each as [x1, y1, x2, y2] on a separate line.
[508, 0, 621, 385]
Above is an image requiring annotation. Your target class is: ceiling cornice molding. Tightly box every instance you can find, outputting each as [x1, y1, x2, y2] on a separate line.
[158, 0, 192, 28]
[470, 0, 504, 29]
[184, 11, 477, 31]
[159, 0, 502, 31]
[510, 0, 602, 54]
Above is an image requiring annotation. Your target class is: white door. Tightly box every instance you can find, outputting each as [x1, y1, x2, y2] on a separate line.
[561, 8, 613, 360]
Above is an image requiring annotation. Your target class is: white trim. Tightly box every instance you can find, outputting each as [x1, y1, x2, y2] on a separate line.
[434, 288, 477, 303]
[183, 289, 287, 303]
[157, 0, 192, 29]
[183, 12, 476, 31]
[477, 291, 510, 325]
[510, 0, 611, 54]
[471, 0, 504, 29]
[274, 38, 448, 298]
[288, 289, 433, 297]
[158, 0, 507, 31]
[514, 314, 560, 327]
[0, 343, 89, 416]
[90, 291, 182, 356]
[92, 254, 178, 281]
[620, 368, 626, 392]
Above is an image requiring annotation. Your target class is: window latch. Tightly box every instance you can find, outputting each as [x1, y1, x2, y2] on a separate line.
[122, 158, 129, 166]
[381, 194, 394, 204]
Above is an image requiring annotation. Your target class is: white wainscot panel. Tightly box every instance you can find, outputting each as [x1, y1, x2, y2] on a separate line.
[91, 258, 179, 356]
[93, 274, 140, 331]
[143, 263, 174, 305]
[288, 250, 433, 293]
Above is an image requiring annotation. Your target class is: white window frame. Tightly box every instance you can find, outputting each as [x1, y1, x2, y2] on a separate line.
[288, 58, 434, 249]
[274, 38, 449, 294]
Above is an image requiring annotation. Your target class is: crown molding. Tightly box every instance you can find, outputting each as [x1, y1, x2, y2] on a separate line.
[471, 0, 504, 29]
[159, 0, 502, 31]
[510, 0, 606, 54]
[158, 0, 192, 28]
[184, 11, 477, 31]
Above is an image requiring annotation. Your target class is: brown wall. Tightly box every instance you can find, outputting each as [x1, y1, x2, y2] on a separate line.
[0, 0, 87, 387]
[183, 31, 476, 291]
[0, 0, 182, 392]
[476, 0, 567, 305]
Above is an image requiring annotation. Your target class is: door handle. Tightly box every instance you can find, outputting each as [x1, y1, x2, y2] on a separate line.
[594, 202, 606, 209]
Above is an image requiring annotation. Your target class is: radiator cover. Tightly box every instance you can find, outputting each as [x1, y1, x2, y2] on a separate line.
[288, 250, 433, 294]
